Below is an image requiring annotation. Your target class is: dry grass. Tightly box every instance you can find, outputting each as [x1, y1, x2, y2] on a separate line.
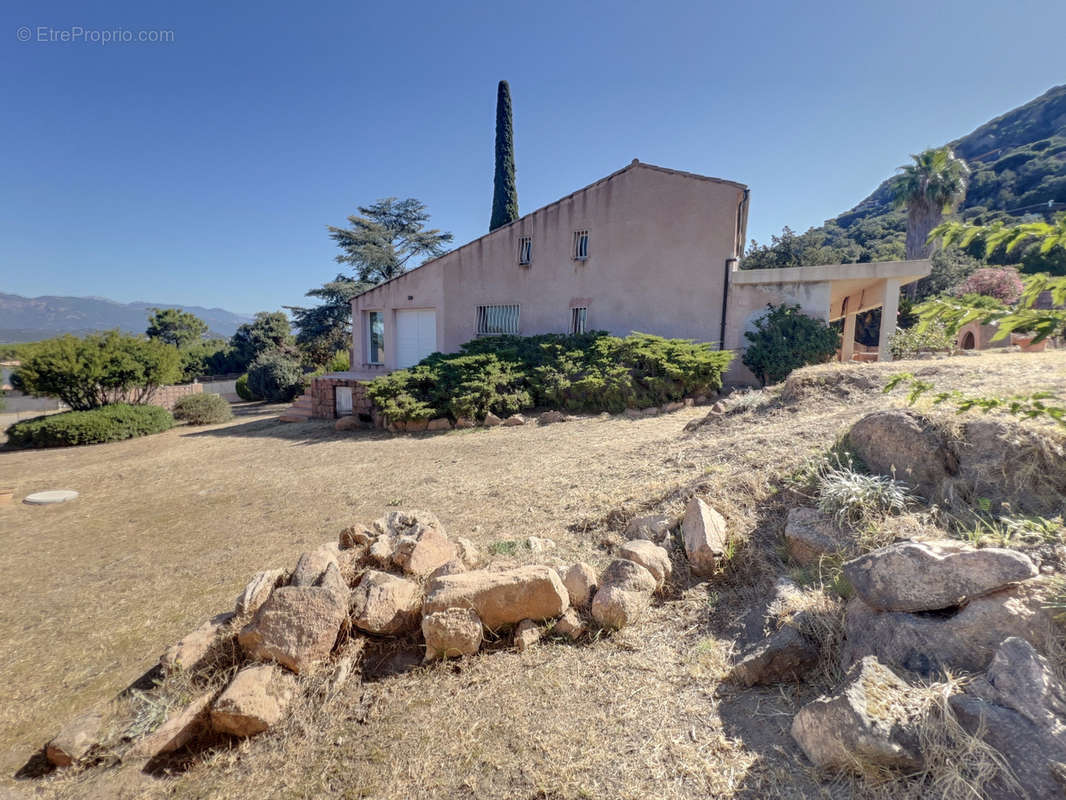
[3, 350, 1066, 799]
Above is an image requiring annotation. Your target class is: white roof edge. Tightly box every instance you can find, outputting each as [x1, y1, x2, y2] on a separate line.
[730, 259, 932, 285]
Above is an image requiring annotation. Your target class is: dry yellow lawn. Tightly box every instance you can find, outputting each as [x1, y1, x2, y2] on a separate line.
[2, 350, 1065, 799]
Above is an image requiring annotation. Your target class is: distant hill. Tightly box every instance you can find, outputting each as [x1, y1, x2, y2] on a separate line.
[0, 293, 253, 343]
[744, 84, 1066, 268]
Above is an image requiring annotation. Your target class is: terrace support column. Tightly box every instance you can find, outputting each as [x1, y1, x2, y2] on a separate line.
[841, 312, 856, 362]
[877, 278, 901, 362]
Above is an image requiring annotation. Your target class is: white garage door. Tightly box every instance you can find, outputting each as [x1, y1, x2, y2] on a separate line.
[395, 308, 437, 368]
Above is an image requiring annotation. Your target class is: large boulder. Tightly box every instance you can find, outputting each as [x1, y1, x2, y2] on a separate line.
[160, 612, 235, 674]
[728, 614, 819, 687]
[843, 540, 1037, 612]
[235, 569, 286, 616]
[847, 410, 957, 499]
[598, 558, 657, 594]
[422, 608, 482, 661]
[682, 498, 727, 577]
[46, 709, 105, 767]
[350, 570, 422, 635]
[617, 541, 671, 590]
[423, 566, 569, 630]
[791, 656, 923, 772]
[949, 637, 1066, 800]
[211, 663, 297, 738]
[784, 508, 849, 566]
[841, 577, 1053, 675]
[238, 565, 349, 673]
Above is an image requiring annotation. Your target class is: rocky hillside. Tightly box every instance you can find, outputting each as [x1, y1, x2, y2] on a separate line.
[744, 84, 1066, 267]
[0, 293, 252, 343]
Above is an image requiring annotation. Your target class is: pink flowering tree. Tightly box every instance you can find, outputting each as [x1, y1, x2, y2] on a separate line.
[952, 267, 1024, 305]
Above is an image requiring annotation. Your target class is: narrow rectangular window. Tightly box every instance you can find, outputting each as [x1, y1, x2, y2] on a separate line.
[518, 236, 532, 266]
[367, 311, 384, 364]
[573, 230, 589, 260]
[476, 304, 520, 336]
[570, 307, 587, 334]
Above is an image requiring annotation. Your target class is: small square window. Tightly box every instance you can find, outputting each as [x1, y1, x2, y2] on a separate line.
[570, 307, 587, 334]
[367, 311, 384, 364]
[573, 230, 589, 260]
[518, 236, 532, 266]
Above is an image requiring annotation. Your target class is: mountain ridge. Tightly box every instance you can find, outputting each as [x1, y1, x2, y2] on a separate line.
[0, 292, 254, 343]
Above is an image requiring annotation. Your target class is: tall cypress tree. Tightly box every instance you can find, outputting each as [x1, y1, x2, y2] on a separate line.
[490, 80, 519, 231]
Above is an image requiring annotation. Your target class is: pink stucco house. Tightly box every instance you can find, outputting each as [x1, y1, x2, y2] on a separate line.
[297, 161, 931, 419]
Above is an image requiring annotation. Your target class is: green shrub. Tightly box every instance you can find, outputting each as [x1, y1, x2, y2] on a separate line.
[889, 320, 955, 359]
[6, 404, 174, 448]
[742, 304, 841, 386]
[235, 373, 257, 401]
[172, 393, 233, 425]
[247, 350, 304, 403]
[366, 332, 732, 423]
[13, 331, 183, 410]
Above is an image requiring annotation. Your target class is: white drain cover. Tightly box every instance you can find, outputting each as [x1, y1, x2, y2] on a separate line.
[23, 490, 79, 505]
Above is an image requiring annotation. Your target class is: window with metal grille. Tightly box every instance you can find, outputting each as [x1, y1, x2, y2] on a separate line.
[518, 236, 532, 266]
[367, 311, 384, 364]
[476, 304, 520, 336]
[573, 230, 589, 260]
[570, 307, 587, 334]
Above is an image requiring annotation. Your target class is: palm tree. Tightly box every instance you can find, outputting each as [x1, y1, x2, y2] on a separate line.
[892, 147, 969, 296]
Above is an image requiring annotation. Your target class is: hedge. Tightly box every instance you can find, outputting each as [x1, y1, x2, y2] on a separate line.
[366, 332, 733, 423]
[173, 393, 234, 425]
[247, 350, 304, 403]
[6, 404, 174, 448]
[235, 373, 258, 401]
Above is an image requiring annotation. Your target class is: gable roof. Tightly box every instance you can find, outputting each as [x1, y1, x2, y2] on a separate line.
[352, 160, 748, 299]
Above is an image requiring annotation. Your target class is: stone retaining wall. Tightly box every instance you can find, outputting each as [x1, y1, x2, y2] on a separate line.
[310, 377, 374, 421]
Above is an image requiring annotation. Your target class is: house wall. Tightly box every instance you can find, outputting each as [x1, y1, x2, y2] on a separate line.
[351, 162, 747, 371]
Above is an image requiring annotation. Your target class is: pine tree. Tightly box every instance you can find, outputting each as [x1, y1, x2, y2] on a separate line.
[490, 80, 519, 231]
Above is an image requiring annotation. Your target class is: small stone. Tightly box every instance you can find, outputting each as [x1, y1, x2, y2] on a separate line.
[46, 709, 105, 767]
[526, 536, 556, 553]
[335, 416, 363, 431]
[623, 513, 674, 543]
[599, 558, 657, 595]
[482, 412, 502, 427]
[235, 569, 286, 617]
[454, 537, 482, 569]
[211, 663, 297, 738]
[131, 692, 213, 758]
[624, 408, 642, 419]
[339, 523, 375, 550]
[660, 401, 684, 413]
[514, 619, 541, 651]
[552, 608, 587, 640]
[682, 498, 727, 577]
[502, 414, 527, 427]
[538, 410, 568, 424]
[350, 571, 422, 636]
[711, 401, 726, 413]
[784, 507, 849, 566]
[591, 586, 648, 630]
[422, 608, 482, 660]
[378, 510, 455, 577]
[427, 559, 466, 586]
[454, 417, 475, 429]
[640, 407, 659, 417]
[161, 612, 235, 674]
[406, 419, 429, 432]
[290, 543, 341, 587]
[617, 540, 672, 590]
[683, 398, 695, 407]
[426, 417, 452, 431]
[728, 615, 819, 687]
[561, 562, 597, 608]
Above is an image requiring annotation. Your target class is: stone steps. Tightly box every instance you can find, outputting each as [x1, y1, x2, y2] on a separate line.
[279, 393, 314, 423]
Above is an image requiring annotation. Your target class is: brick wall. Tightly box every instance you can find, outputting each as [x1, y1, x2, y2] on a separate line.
[310, 377, 374, 421]
[120, 383, 204, 411]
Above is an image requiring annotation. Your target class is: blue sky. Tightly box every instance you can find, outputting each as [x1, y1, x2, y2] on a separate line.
[1, 0, 1063, 315]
